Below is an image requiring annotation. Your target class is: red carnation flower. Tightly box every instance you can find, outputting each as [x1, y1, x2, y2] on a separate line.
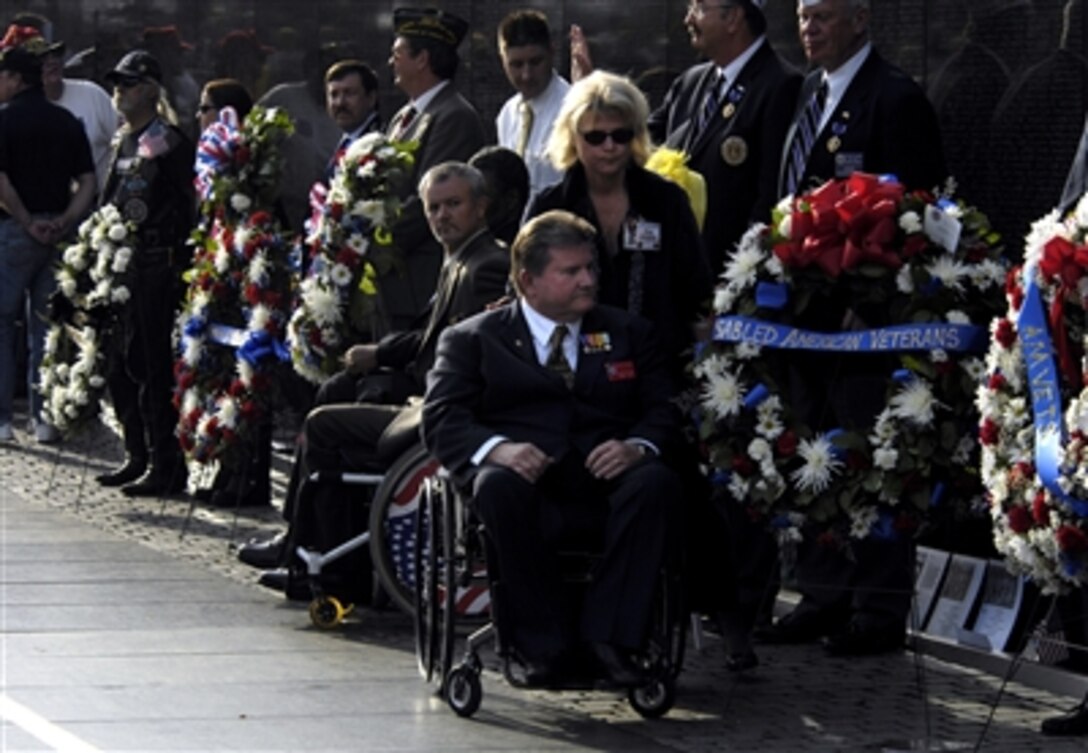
[1032, 491, 1050, 527]
[988, 373, 1007, 391]
[1007, 505, 1033, 534]
[995, 318, 1016, 348]
[979, 418, 1000, 445]
[731, 455, 755, 477]
[1056, 524, 1088, 553]
[775, 430, 798, 457]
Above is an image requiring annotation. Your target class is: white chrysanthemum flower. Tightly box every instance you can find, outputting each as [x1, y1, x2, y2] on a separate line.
[183, 335, 204, 367]
[870, 408, 898, 445]
[850, 507, 879, 538]
[111, 286, 130, 304]
[45, 327, 60, 353]
[237, 358, 255, 388]
[248, 304, 272, 333]
[1024, 209, 1064, 269]
[702, 371, 745, 419]
[962, 357, 986, 381]
[217, 397, 240, 429]
[330, 263, 353, 287]
[305, 285, 343, 327]
[713, 284, 738, 314]
[755, 410, 784, 440]
[89, 374, 105, 388]
[723, 241, 765, 289]
[348, 131, 384, 158]
[354, 199, 386, 225]
[873, 446, 899, 470]
[233, 225, 252, 254]
[214, 246, 231, 274]
[764, 254, 785, 279]
[898, 210, 923, 234]
[968, 259, 1004, 290]
[181, 390, 200, 416]
[925, 256, 969, 293]
[890, 379, 939, 426]
[346, 233, 369, 255]
[108, 223, 128, 242]
[931, 349, 948, 363]
[896, 265, 914, 294]
[790, 434, 843, 494]
[58, 270, 78, 299]
[247, 252, 269, 284]
[728, 473, 750, 501]
[230, 193, 253, 212]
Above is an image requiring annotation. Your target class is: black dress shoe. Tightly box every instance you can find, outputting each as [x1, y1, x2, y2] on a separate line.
[1042, 701, 1088, 736]
[258, 568, 311, 601]
[756, 609, 840, 645]
[589, 642, 642, 685]
[725, 650, 759, 672]
[95, 458, 148, 487]
[505, 654, 561, 687]
[823, 624, 905, 657]
[120, 467, 187, 498]
[238, 531, 287, 569]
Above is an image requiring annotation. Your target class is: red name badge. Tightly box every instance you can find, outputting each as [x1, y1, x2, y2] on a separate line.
[605, 360, 637, 381]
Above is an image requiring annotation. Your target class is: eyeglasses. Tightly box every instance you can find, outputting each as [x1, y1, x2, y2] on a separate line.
[112, 77, 143, 89]
[579, 128, 635, 146]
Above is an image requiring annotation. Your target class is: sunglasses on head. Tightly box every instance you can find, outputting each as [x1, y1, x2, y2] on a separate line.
[579, 127, 635, 146]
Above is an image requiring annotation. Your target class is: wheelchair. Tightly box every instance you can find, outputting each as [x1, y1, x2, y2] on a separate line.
[292, 401, 438, 628]
[414, 471, 686, 719]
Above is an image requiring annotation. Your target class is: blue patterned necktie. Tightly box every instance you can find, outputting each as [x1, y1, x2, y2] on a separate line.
[784, 79, 829, 197]
[697, 69, 726, 137]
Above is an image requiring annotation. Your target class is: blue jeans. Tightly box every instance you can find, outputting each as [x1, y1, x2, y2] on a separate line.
[0, 218, 58, 425]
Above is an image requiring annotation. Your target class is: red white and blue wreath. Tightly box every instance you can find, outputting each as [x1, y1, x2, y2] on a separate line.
[695, 173, 1006, 544]
[286, 132, 416, 384]
[174, 106, 294, 465]
[978, 196, 1088, 593]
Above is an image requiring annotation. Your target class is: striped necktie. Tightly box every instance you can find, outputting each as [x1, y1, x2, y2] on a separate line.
[784, 79, 828, 197]
[546, 325, 574, 389]
[697, 70, 726, 137]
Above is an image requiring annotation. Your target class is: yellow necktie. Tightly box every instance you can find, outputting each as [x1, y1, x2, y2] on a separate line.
[516, 101, 534, 158]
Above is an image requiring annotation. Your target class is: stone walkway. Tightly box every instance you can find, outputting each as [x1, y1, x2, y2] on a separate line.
[3, 411, 1088, 751]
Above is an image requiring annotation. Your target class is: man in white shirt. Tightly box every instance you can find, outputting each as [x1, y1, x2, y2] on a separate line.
[494, 10, 569, 203]
[40, 41, 119, 194]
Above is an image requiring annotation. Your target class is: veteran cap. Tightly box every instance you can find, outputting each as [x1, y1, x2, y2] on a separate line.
[393, 7, 469, 48]
[0, 23, 62, 56]
[105, 49, 163, 84]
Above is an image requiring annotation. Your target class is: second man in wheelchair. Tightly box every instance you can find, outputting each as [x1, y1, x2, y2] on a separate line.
[422, 210, 681, 685]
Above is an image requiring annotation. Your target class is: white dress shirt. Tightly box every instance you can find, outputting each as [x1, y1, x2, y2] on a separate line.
[496, 72, 570, 202]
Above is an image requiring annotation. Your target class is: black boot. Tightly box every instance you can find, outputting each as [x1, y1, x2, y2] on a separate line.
[96, 456, 148, 487]
[121, 457, 187, 498]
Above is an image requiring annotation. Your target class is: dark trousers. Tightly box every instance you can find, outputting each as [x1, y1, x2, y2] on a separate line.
[472, 455, 678, 663]
[107, 262, 182, 470]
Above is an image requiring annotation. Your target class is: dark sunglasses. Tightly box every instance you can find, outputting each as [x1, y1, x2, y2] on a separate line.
[579, 128, 635, 146]
[112, 76, 144, 89]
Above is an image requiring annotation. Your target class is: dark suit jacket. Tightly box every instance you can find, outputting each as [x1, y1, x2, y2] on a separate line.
[422, 302, 679, 478]
[779, 49, 947, 197]
[649, 40, 801, 270]
[526, 163, 712, 373]
[375, 230, 509, 392]
[382, 83, 488, 332]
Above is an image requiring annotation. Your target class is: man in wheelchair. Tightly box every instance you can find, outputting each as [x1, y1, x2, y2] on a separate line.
[422, 210, 681, 685]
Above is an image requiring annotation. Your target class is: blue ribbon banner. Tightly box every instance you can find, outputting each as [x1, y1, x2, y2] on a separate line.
[207, 323, 290, 365]
[712, 315, 988, 353]
[1017, 278, 1088, 517]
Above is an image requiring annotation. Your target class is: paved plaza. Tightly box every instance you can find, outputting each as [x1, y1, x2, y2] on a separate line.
[2, 411, 1088, 752]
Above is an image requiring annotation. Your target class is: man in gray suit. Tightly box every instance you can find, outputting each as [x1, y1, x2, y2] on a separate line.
[383, 7, 487, 332]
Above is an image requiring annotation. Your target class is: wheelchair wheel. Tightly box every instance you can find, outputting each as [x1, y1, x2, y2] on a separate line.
[445, 664, 482, 718]
[414, 476, 456, 686]
[309, 595, 352, 629]
[628, 676, 675, 719]
[369, 443, 442, 615]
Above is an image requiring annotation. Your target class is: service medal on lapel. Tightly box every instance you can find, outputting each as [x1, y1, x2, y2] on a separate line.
[580, 332, 612, 354]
